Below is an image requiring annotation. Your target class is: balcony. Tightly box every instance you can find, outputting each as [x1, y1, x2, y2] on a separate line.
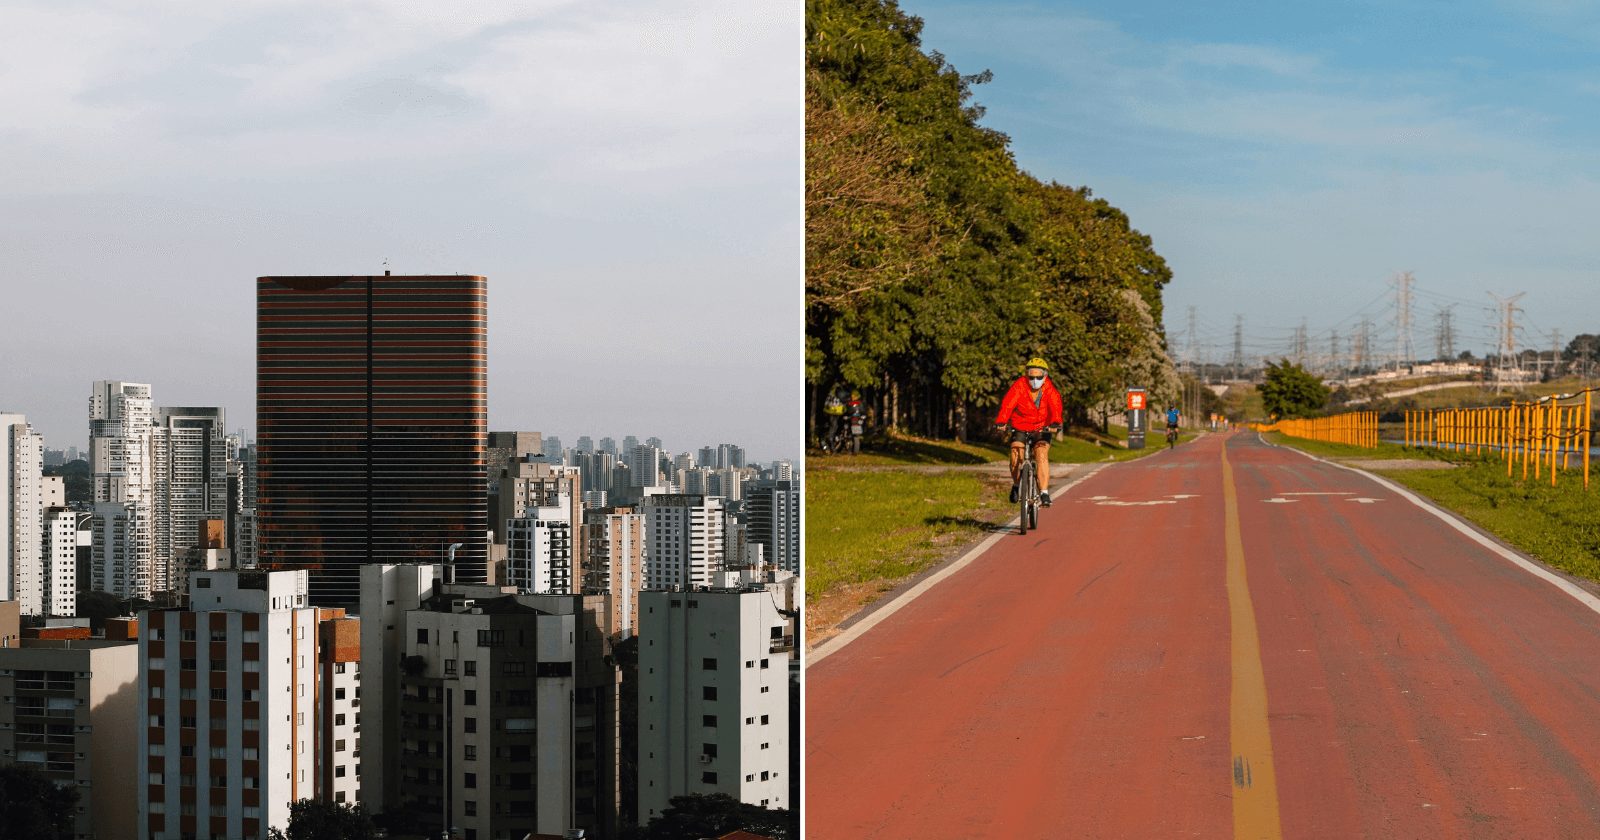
[768, 635, 795, 654]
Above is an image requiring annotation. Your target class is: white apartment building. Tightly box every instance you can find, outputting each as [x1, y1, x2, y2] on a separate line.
[150, 407, 231, 594]
[42, 507, 77, 617]
[637, 579, 793, 822]
[138, 570, 357, 840]
[643, 495, 725, 589]
[91, 381, 154, 601]
[2, 414, 44, 613]
[0, 636, 142, 840]
[505, 504, 575, 595]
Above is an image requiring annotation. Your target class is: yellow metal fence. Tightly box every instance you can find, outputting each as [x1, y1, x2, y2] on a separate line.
[1403, 389, 1594, 489]
[1253, 411, 1379, 448]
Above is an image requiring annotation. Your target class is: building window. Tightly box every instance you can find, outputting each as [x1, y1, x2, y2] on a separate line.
[760, 658, 770, 669]
[702, 715, 717, 727]
[463, 690, 476, 706]
[335, 740, 346, 752]
[211, 747, 227, 759]
[444, 660, 456, 676]
[464, 745, 476, 760]
[745, 660, 754, 668]
[336, 766, 346, 778]
[702, 686, 717, 701]
[761, 770, 771, 780]
[702, 657, 717, 671]
[702, 743, 717, 758]
[464, 772, 477, 789]
[464, 800, 477, 817]
[335, 714, 345, 726]
[502, 661, 526, 676]
[761, 714, 769, 725]
[464, 660, 476, 677]
[334, 662, 346, 674]
[416, 629, 428, 645]
[702, 771, 717, 784]
[196, 577, 211, 589]
[464, 718, 477, 734]
[211, 688, 226, 700]
[335, 687, 346, 700]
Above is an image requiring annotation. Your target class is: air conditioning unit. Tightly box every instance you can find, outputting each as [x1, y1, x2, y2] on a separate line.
[698, 754, 713, 764]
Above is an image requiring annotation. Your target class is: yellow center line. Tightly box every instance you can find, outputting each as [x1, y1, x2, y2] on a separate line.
[1223, 443, 1283, 839]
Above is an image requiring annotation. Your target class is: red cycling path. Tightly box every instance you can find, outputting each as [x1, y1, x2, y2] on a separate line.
[805, 431, 1600, 839]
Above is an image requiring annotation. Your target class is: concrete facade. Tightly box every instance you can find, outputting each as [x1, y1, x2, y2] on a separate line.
[0, 638, 141, 840]
[637, 580, 792, 822]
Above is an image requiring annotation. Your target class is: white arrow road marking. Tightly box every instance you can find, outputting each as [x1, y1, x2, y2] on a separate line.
[1262, 498, 1299, 504]
[1096, 500, 1178, 506]
[1347, 497, 1384, 504]
[1281, 492, 1354, 496]
[1169, 494, 1200, 499]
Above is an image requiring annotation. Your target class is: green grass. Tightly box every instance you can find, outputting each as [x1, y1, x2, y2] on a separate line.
[1376, 460, 1600, 581]
[1261, 432, 1430, 461]
[805, 469, 1009, 600]
[809, 426, 1198, 468]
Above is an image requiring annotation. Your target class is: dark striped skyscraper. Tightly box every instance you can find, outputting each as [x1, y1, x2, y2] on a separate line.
[257, 275, 488, 604]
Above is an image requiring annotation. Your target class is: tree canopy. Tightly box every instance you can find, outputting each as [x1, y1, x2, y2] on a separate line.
[806, 0, 1179, 439]
[1260, 360, 1330, 419]
[0, 764, 77, 840]
[640, 794, 791, 840]
[267, 799, 379, 840]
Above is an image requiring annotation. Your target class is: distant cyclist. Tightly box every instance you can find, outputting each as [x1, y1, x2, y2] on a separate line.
[994, 357, 1063, 506]
[1165, 405, 1181, 446]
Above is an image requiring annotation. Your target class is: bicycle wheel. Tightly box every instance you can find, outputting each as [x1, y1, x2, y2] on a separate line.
[1027, 499, 1038, 530]
[1018, 462, 1032, 535]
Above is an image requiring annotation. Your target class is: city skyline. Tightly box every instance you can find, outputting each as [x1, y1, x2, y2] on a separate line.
[0, 0, 801, 464]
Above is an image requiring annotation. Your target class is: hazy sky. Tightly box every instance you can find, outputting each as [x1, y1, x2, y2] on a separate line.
[909, 0, 1600, 367]
[0, 0, 801, 463]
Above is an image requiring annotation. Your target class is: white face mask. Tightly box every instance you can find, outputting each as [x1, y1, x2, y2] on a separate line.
[1028, 376, 1045, 389]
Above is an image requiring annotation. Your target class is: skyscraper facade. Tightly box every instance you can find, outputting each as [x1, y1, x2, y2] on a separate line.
[2, 414, 44, 612]
[90, 381, 154, 600]
[151, 407, 231, 593]
[257, 276, 488, 604]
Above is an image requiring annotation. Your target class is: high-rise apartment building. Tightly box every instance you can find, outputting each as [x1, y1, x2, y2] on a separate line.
[41, 507, 77, 616]
[643, 495, 725, 589]
[745, 480, 800, 575]
[583, 508, 643, 638]
[151, 407, 231, 594]
[506, 505, 575, 594]
[637, 578, 793, 822]
[576, 436, 594, 454]
[598, 437, 617, 457]
[2, 414, 44, 613]
[0, 635, 141, 840]
[138, 570, 358, 840]
[628, 445, 662, 489]
[257, 276, 488, 604]
[90, 381, 155, 600]
[391, 586, 579, 839]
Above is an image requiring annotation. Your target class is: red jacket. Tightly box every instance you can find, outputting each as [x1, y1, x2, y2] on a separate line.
[995, 376, 1063, 432]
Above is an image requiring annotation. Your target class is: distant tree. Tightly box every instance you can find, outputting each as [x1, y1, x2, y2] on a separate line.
[1260, 359, 1330, 419]
[642, 794, 791, 840]
[0, 763, 78, 840]
[267, 799, 379, 840]
[76, 590, 123, 632]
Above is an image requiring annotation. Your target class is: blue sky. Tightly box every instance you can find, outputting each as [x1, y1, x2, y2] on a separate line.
[0, 1, 801, 462]
[908, 0, 1600, 367]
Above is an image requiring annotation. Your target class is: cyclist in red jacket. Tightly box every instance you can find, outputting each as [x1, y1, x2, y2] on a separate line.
[994, 357, 1064, 505]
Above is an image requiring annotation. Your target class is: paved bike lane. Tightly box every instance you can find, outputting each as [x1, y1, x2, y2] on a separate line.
[805, 431, 1600, 839]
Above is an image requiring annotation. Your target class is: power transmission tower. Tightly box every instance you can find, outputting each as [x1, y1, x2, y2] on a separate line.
[1232, 315, 1244, 381]
[1394, 271, 1414, 371]
[1329, 330, 1341, 378]
[1292, 319, 1308, 369]
[1488, 292, 1525, 390]
[1549, 329, 1562, 380]
[1435, 305, 1455, 361]
[1186, 305, 1199, 378]
[1354, 318, 1372, 374]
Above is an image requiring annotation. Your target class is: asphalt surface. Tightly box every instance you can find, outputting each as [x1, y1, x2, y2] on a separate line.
[805, 431, 1600, 839]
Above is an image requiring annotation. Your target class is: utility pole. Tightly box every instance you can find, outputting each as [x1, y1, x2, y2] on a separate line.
[1187, 305, 1199, 379]
[1394, 271, 1414, 371]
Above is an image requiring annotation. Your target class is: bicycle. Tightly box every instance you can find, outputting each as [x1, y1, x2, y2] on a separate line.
[819, 417, 865, 455]
[1166, 425, 1179, 449]
[1008, 427, 1050, 535]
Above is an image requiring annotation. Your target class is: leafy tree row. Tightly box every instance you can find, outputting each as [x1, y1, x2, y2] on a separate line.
[806, 0, 1179, 442]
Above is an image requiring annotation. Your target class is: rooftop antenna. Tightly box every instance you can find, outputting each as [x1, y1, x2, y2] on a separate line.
[382, 257, 390, 276]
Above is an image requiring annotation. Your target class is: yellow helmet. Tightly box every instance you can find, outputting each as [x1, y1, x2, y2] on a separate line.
[1025, 357, 1049, 373]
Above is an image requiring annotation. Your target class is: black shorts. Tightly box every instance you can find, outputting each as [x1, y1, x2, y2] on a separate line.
[1010, 429, 1053, 445]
